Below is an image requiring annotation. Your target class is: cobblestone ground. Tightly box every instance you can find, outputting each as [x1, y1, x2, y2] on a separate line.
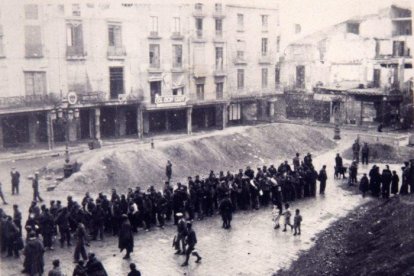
[0, 133, 401, 276]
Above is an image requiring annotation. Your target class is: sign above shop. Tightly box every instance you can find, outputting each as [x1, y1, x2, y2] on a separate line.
[155, 95, 187, 107]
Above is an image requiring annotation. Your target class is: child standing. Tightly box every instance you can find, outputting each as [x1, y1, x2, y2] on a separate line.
[282, 203, 293, 232]
[272, 205, 282, 229]
[293, 209, 302, 236]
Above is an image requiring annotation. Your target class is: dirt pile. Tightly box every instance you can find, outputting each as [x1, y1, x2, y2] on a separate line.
[275, 195, 414, 276]
[50, 124, 335, 193]
[343, 143, 414, 163]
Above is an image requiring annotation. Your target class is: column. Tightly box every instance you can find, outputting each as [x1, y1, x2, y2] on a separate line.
[46, 112, 54, 150]
[89, 109, 95, 139]
[268, 99, 275, 123]
[222, 104, 227, 129]
[116, 108, 126, 137]
[28, 114, 38, 146]
[95, 107, 101, 140]
[165, 110, 170, 131]
[204, 110, 209, 128]
[0, 117, 3, 149]
[136, 107, 143, 139]
[187, 107, 192, 135]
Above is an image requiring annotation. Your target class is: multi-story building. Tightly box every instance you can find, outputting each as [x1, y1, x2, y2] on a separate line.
[0, 1, 281, 149]
[281, 4, 413, 127]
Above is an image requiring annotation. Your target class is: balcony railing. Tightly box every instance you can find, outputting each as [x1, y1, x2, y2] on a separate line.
[66, 45, 86, 59]
[107, 46, 126, 58]
[229, 88, 281, 99]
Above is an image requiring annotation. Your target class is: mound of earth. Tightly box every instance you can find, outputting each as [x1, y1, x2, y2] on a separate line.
[49, 124, 336, 193]
[275, 194, 414, 276]
[343, 143, 414, 163]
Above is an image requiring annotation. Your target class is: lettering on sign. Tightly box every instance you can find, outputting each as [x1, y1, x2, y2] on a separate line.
[155, 95, 187, 106]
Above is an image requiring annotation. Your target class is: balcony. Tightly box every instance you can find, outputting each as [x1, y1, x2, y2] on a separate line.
[193, 30, 206, 43]
[66, 45, 86, 60]
[233, 56, 247, 65]
[107, 46, 126, 60]
[0, 93, 61, 109]
[258, 52, 273, 64]
[213, 6, 225, 18]
[213, 64, 226, 76]
[148, 31, 161, 39]
[25, 44, 43, 58]
[229, 88, 280, 100]
[193, 5, 205, 18]
[171, 32, 184, 40]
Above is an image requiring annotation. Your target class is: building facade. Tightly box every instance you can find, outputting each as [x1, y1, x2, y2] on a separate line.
[281, 4, 413, 128]
[0, 1, 281, 149]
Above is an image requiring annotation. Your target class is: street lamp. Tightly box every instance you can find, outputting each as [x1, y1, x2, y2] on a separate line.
[51, 104, 79, 178]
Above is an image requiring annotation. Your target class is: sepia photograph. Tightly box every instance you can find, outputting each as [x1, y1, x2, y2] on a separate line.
[0, 0, 413, 275]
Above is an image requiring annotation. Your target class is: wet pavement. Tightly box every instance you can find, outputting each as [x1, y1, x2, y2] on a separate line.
[0, 131, 402, 276]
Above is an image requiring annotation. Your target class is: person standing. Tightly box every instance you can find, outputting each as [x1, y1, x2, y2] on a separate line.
[282, 203, 293, 232]
[174, 213, 187, 255]
[391, 170, 399, 196]
[181, 222, 202, 267]
[32, 172, 44, 202]
[381, 165, 392, 199]
[292, 153, 300, 172]
[166, 160, 173, 183]
[352, 140, 360, 163]
[119, 214, 134, 259]
[128, 263, 141, 276]
[13, 204, 22, 234]
[219, 196, 233, 229]
[22, 231, 45, 275]
[318, 165, 328, 194]
[359, 173, 369, 198]
[74, 222, 88, 263]
[361, 143, 370, 165]
[0, 182, 8, 205]
[293, 209, 302, 236]
[10, 167, 20, 195]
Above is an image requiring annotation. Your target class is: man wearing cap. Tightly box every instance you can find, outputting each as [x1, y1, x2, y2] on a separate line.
[174, 212, 187, 254]
[181, 222, 202, 266]
[10, 167, 20, 195]
[74, 222, 88, 263]
[119, 214, 134, 259]
[22, 231, 45, 275]
[32, 172, 43, 202]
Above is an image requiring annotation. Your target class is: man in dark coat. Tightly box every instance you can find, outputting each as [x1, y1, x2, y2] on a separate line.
[359, 173, 369, 197]
[118, 214, 134, 259]
[181, 222, 202, 266]
[219, 196, 233, 229]
[166, 160, 173, 182]
[32, 172, 43, 202]
[318, 165, 328, 194]
[10, 167, 20, 195]
[381, 165, 392, 199]
[86, 253, 108, 276]
[335, 153, 345, 179]
[39, 208, 55, 250]
[391, 170, 399, 195]
[22, 231, 45, 275]
[74, 222, 88, 263]
[352, 140, 360, 163]
[361, 143, 370, 165]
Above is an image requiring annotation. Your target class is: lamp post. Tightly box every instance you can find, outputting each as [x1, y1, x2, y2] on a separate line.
[50, 102, 79, 178]
[333, 104, 341, 140]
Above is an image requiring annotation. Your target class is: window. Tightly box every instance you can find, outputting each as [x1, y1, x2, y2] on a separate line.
[275, 66, 280, 86]
[215, 47, 223, 69]
[173, 44, 182, 68]
[373, 69, 380, 88]
[215, 19, 223, 36]
[149, 44, 160, 68]
[66, 21, 84, 56]
[172, 87, 184, 95]
[173, 17, 181, 34]
[150, 81, 162, 103]
[261, 38, 268, 56]
[25, 4, 38, 20]
[393, 41, 405, 57]
[108, 24, 122, 47]
[215, 3, 222, 12]
[24, 72, 46, 95]
[196, 84, 204, 100]
[237, 50, 244, 60]
[296, 65, 305, 88]
[346, 23, 359, 34]
[196, 18, 203, 38]
[237, 14, 244, 31]
[72, 4, 81, 16]
[229, 103, 241, 121]
[216, 82, 224, 99]
[276, 36, 280, 53]
[25, 25, 42, 57]
[262, 15, 268, 30]
[261, 68, 268, 88]
[151, 16, 158, 35]
[237, 69, 244, 89]
[109, 67, 124, 99]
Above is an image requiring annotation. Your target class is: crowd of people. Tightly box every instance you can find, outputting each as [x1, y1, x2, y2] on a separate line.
[0, 152, 329, 275]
